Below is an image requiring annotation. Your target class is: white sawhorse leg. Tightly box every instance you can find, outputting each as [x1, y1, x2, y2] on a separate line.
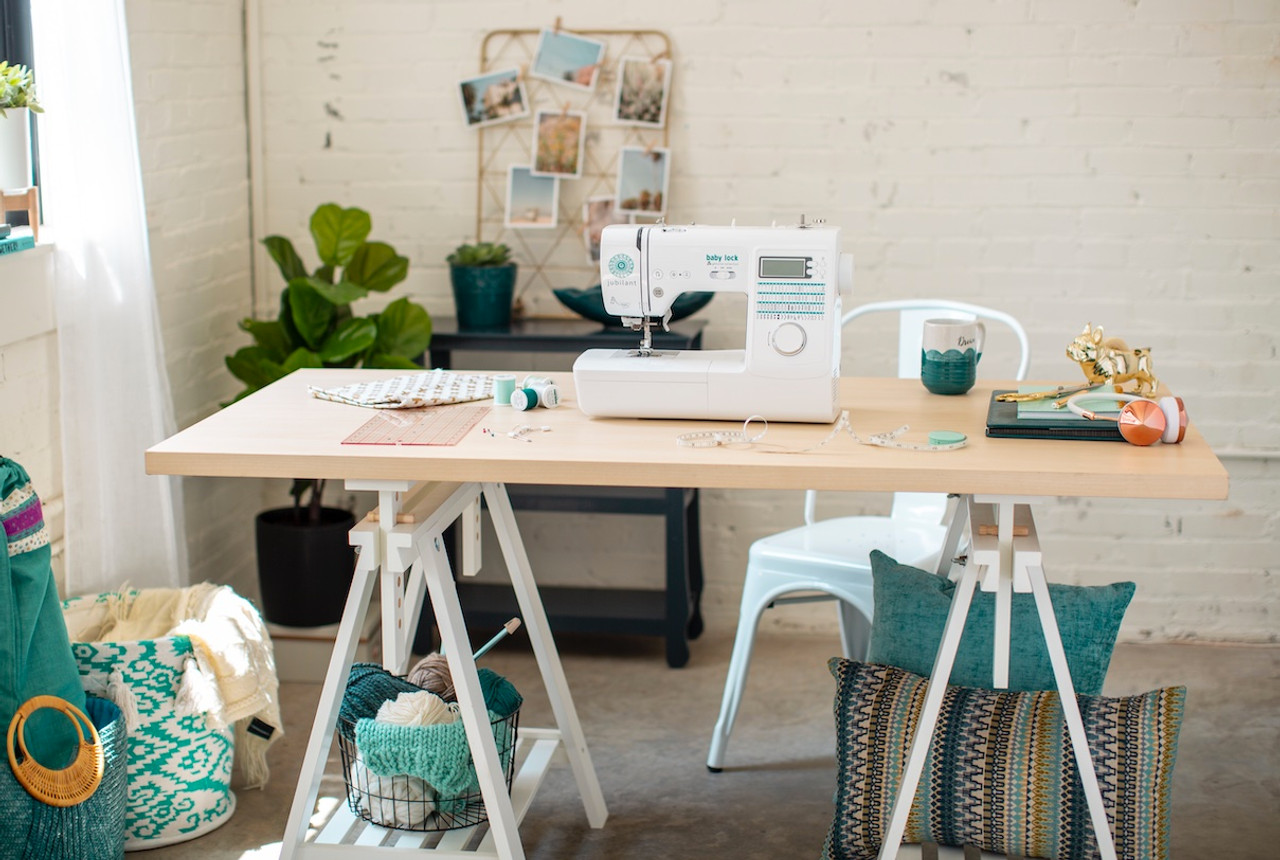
[875, 495, 1118, 860]
[279, 480, 607, 860]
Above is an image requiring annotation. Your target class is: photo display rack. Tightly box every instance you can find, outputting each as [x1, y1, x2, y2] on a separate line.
[476, 28, 672, 318]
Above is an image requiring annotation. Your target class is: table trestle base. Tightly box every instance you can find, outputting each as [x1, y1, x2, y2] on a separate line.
[280, 480, 607, 860]
[875, 495, 1119, 860]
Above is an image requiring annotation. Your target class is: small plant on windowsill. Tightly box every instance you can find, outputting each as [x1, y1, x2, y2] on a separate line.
[1, 62, 43, 196]
[225, 203, 433, 626]
[0, 61, 42, 117]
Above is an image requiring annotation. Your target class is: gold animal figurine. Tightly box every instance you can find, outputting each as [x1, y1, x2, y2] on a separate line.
[1066, 323, 1158, 395]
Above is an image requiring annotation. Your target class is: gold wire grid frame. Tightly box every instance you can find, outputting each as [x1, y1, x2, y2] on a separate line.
[476, 28, 671, 318]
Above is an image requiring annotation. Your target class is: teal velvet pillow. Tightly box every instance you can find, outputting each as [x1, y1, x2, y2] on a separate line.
[823, 659, 1185, 860]
[867, 550, 1134, 695]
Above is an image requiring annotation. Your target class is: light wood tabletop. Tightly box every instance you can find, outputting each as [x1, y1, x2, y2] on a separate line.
[146, 369, 1228, 501]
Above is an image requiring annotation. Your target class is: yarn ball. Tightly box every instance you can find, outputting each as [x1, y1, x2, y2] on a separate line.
[340, 663, 422, 741]
[477, 668, 522, 718]
[407, 653, 455, 701]
[376, 690, 458, 728]
[351, 751, 436, 828]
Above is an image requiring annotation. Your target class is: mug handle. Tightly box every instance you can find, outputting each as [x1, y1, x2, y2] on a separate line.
[973, 320, 986, 363]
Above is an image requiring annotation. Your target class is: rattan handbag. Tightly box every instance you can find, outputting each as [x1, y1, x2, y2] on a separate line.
[1, 694, 127, 860]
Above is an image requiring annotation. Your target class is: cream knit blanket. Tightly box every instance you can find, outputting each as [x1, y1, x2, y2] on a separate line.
[89, 583, 284, 789]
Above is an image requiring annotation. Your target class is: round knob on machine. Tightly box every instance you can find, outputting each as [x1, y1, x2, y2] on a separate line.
[772, 322, 807, 356]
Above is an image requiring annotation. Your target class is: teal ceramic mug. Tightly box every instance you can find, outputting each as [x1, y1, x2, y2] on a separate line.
[921, 318, 985, 395]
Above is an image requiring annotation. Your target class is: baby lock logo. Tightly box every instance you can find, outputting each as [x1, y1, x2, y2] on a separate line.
[705, 253, 739, 265]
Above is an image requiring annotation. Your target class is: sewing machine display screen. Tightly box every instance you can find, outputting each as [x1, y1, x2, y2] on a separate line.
[759, 256, 810, 279]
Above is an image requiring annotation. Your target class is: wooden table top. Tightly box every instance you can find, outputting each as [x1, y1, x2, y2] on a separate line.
[146, 369, 1229, 501]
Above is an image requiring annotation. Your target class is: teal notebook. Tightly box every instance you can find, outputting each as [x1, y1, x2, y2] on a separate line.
[1015, 385, 1119, 420]
[987, 390, 1124, 441]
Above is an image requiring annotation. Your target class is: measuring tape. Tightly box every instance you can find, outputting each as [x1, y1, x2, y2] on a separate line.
[675, 411, 967, 453]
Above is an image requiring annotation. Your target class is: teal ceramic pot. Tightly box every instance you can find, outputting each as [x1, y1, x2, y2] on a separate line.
[921, 348, 982, 395]
[451, 264, 517, 331]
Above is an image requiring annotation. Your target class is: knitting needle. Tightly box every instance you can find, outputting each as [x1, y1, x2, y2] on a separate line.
[472, 617, 522, 660]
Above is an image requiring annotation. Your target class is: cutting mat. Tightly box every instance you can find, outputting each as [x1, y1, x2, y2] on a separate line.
[343, 405, 490, 446]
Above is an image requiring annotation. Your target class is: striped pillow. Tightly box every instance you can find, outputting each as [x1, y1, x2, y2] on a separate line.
[823, 659, 1185, 860]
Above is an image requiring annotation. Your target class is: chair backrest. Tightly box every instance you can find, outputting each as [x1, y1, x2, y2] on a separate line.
[802, 299, 1031, 525]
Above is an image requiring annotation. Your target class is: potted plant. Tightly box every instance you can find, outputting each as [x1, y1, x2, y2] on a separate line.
[226, 203, 432, 626]
[447, 241, 517, 330]
[0, 61, 42, 191]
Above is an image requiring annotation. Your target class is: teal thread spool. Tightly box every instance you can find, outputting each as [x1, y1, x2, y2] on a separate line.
[493, 374, 516, 406]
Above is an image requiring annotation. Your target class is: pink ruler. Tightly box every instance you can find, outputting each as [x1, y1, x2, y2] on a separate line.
[342, 405, 490, 446]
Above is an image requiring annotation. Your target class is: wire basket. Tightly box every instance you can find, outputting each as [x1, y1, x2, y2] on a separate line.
[337, 707, 520, 832]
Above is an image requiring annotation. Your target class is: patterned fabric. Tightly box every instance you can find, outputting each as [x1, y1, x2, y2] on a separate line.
[823, 660, 1185, 860]
[65, 594, 236, 850]
[309, 370, 494, 409]
[2, 479, 49, 557]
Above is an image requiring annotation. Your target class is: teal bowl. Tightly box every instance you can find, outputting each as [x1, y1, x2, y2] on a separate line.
[553, 285, 714, 327]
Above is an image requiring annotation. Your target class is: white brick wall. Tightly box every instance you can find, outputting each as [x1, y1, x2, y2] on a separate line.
[9, 1, 1271, 639]
[238, 0, 1278, 643]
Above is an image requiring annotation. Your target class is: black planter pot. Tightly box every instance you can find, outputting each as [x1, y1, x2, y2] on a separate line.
[255, 506, 356, 627]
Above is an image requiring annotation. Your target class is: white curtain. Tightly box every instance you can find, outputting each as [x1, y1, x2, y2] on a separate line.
[32, 0, 189, 594]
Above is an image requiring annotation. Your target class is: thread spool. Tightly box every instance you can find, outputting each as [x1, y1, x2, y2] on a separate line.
[521, 375, 553, 389]
[511, 384, 561, 411]
[492, 374, 516, 406]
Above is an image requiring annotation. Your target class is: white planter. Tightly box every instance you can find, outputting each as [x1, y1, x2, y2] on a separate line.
[0, 107, 33, 191]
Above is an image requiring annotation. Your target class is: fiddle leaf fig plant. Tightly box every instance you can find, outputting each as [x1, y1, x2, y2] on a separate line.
[226, 203, 432, 522]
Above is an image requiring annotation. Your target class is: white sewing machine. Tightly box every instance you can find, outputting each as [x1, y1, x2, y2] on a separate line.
[572, 221, 853, 422]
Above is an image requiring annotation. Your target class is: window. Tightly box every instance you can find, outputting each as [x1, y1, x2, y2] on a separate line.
[1, 0, 37, 230]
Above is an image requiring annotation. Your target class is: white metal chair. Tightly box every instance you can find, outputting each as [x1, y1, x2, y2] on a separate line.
[706, 299, 1030, 771]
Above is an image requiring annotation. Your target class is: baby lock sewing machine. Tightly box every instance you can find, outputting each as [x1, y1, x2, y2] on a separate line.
[573, 221, 853, 422]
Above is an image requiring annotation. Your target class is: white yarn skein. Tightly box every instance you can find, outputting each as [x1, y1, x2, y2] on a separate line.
[353, 752, 437, 829]
[375, 690, 458, 727]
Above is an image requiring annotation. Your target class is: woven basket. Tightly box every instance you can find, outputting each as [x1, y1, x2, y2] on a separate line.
[0, 695, 127, 860]
[62, 594, 236, 850]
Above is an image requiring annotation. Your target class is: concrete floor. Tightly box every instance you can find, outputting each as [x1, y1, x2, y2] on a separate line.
[140, 633, 1279, 859]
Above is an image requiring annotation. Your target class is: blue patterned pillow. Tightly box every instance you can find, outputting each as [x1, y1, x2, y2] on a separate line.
[823, 659, 1185, 860]
[867, 550, 1134, 695]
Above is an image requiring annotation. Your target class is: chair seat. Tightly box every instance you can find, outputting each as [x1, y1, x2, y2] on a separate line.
[748, 515, 948, 580]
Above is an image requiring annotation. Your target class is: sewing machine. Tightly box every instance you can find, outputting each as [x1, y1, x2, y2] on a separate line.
[572, 222, 854, 422]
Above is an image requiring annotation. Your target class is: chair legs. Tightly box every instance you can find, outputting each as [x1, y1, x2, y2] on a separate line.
[707, 571, 874, 772]
[837, 600, 872, 660]
[706, 600, 765, 772]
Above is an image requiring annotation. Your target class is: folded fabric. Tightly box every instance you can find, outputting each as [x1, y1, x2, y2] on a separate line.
[309, 370, 494, 409]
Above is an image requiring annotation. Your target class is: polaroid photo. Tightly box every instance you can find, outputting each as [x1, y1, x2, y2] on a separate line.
[531, 110, 587, 179]
[530, 29, 606, 92]
[614, 56, 672, 127]
[457, 67, 529, 128]
[505, 165, 559, 229]
[616, 146, 671, 215]
[581, 196, 630, 263]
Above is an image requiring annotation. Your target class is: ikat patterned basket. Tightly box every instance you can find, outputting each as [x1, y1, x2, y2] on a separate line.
[62, 594, 236, 850]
